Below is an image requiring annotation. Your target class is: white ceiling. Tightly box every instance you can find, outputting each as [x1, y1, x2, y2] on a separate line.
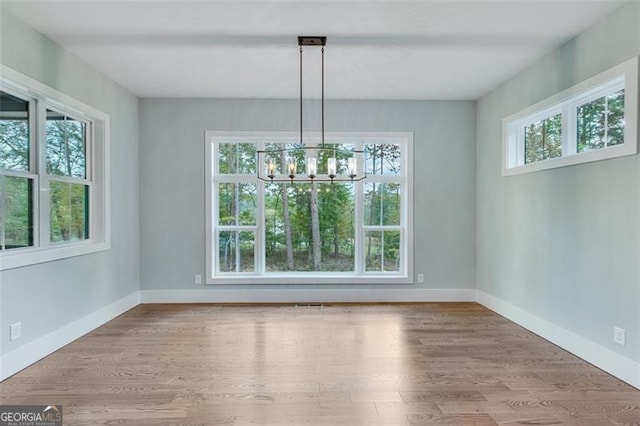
[1, 0, 629, 100]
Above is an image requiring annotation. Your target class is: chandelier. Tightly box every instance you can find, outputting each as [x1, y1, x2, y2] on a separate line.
[257, 36, 366, 183]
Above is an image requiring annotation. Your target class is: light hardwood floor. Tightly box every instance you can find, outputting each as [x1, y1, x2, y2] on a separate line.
[1, 303, 639, 425]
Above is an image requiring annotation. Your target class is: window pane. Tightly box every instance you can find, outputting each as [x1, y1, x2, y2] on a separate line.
[239, 231, 255, 272]
[365, 144, 401, 175]
[218, 231, 236, 272]
[1, 175, 33, 249]
[218, 143, 256, 174]
[365, 230, 400, 272]
[365, 230, 382, 271]
[0, 91, 30, 171]
[577, 89, 625, 152]
[264, 182, 355, 272]
[217, 183, 257, 226]
[364, 183, 401, 226]
[383, 230, 401, 272]
[218, 231, 255, 273]
[50, 181, 89, 243]
[46, 110, 87, 178]
[218, 183, 235, 226]
[524, 114, 562, 164]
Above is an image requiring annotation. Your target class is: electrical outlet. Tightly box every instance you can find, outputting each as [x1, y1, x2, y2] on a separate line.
[417, 273, 424, 283]
[10, 322, 21, 341]
[194, 274, 202, 285]
[613, 326, 626, 346]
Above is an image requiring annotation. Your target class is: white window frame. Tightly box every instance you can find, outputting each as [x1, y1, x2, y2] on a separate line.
[205, 131, 414, 285]
[0, 65, 110, 270]
[503, 57, 638, 176]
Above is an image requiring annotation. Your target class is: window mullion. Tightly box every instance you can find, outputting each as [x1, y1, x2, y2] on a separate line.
[26, 94, 42, 247]
[516, 123, 525, 166]
[256, 140, 265, 274]
[604, 94, 609, 148]
[36, 97, 50, 248]
[0, 175, 5, 250]
[563, 103, 576, 156]
[235, 230, 240, 273]
[29, 97, 41, 249]
[354, 140, 364, 274]
[87, 123, 95, 240]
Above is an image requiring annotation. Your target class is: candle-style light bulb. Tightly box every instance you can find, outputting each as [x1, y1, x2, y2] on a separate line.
[287, 157, 297, 180]
[327, 157, 337, 181]
[347, 157, 357, 179]
[266, 158, 276, 180]
[306, 157, 317, 179]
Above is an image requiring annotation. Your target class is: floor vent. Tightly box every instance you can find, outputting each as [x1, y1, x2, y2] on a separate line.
[295, 303, 323, 308]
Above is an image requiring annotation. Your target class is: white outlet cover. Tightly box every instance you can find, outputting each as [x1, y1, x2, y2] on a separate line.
[613, 326, 626, 346]
[10, 322, 21, 341]
[194, 274, 202, 285]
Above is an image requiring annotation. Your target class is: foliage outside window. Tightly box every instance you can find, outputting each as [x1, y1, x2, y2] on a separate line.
[503, 58, 638, 176]
[46, 110, 90, 243]
[0, 68, 110, 270]
[0, 91, 33, 250]
[205, 132, 413, 284]
[524, 113, 562, 164]
[577, 89, 625, 152]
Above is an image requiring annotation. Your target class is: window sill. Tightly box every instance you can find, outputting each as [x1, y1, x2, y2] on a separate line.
[206, 273, 413, 285]
[0, 241, 110, 271]
[502, 141, 637, 176]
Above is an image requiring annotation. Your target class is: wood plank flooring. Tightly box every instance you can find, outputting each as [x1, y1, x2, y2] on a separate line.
[1, 303, 639, 425]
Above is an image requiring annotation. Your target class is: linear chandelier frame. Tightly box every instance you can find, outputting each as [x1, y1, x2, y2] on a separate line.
[257, 36, 366, 184]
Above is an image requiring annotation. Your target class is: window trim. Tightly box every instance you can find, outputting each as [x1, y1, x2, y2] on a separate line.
[502, 57, 638, 176]
[205, 131, 414, 285]
[0, 65, 110, 270]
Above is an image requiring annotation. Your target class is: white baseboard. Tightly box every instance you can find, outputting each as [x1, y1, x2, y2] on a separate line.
[476, 290, 640, 390]
[0, 291, 140, 381]
[139, 288, 477, 304]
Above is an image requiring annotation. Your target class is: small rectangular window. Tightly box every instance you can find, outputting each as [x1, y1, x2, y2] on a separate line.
[503, 58, 638, 176]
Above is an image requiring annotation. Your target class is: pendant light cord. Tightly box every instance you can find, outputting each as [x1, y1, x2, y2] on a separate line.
[321, 46, 325, 147]
[299, 46, 303, 146]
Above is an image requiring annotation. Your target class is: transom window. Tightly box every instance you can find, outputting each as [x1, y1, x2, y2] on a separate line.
[503, 57, 638, 176]
[0, 66, 110, 270]
[205, 132, 413, 285]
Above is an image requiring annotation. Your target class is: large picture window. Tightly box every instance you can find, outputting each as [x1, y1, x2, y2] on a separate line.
[205, 132, 413, 284]
[0, 66, 110, 270]
[503, 57, 638, 176]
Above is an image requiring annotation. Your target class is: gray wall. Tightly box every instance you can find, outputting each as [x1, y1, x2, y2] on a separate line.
[0, 10, 140, 355]
[139, 99, 476, 291]
[476, 2, 640, 360]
